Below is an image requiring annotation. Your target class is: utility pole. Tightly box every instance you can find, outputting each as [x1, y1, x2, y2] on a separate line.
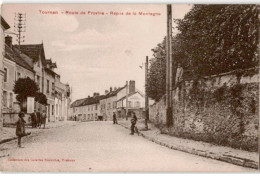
[166, 4, 173, 127]
[144, 56, 149, 130]
[14, 13, 26, 50]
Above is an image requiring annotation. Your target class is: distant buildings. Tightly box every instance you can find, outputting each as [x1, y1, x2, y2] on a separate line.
[70, 80, 153, 121]
[0, 16, 71, 126]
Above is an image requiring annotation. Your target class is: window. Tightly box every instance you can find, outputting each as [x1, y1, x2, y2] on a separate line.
[113, 101, 116, 108]
[135, 101, 140, 108]
[4, 67, 7, 82]
[17, 72, 21, 81]
[127, 101, 132, 108]
[37, 75, 40, 85]
[9, 92, 13, 108]
[3, 91, 7, 107]
[52, 105, 54, 115]
[47, 80, 50, 93]
[52, 82, 54, 92]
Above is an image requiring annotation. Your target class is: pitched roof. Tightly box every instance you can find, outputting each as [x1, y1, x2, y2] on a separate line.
[71, 95, 105, 108]
[16, 44, 44, 62]
[70, 98, 86, 108]
[1, 16, 10, 29]
[117, 91, 144, 102]
[101, 86, 126, 99]
[5, 44, 34, 72]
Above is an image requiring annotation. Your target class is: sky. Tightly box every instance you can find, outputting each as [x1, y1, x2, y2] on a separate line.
[1, 4, 192, 102]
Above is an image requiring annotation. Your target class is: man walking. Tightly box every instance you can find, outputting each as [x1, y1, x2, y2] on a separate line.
[130, 112, 137, 135]
[113, 112, 118, 124]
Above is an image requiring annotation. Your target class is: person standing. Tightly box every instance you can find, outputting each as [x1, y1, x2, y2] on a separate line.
[31, 110, 37, 128]
[15, 112, 26, 148]
[113, 112, 118, 124]
[40, 110, 47, 129]
[130, 112, 137, 135]
[36, 109, 41, 127]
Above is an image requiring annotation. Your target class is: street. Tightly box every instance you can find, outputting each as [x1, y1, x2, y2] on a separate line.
[0, 121, 257, 172]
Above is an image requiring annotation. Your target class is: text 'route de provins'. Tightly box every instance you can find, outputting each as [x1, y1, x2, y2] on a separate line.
[38, 10, 161, 16]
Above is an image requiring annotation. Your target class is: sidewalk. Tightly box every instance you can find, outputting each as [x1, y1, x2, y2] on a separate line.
[118, 119, 259, 169]
[0, 121, 79, 144]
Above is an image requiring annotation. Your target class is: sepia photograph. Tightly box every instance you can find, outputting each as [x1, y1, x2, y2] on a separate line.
[0, 2, 259, 172]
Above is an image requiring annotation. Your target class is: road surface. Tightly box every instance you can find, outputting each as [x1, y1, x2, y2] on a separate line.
[0, 121, 257, 172]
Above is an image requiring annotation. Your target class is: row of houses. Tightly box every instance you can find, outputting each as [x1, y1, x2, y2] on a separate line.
[70, 80, 153, 121]
[0, 16, 71, 128]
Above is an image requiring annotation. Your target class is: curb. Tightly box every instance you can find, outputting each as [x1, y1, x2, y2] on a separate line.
[0, 137, 17, 144]
[118, 122, 258, 169]
[0, 122, 78, 145]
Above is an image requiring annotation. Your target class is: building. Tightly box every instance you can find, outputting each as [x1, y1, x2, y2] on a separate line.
[18, 43, 71, 122]
[43, 59, 56, 122]
[54, 75, 70, 121]
[0, 16, 10, 130]
[99, 80, 136, 120]
[70, 93, 104, 121]
[3, 36, 35, 115]
[116, 91, 145, 119]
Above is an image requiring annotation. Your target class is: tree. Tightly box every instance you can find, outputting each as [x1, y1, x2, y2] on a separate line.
[147, 38, 166, 101]
[176, 5, 259, 75]
[147, 5, 259, 101]
[13, 77, 38, 104]
[35, 92, 48, 105]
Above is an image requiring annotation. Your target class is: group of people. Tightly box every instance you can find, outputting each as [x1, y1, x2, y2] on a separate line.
[30, 109, 47, 129]
[112, 112, 138, 135]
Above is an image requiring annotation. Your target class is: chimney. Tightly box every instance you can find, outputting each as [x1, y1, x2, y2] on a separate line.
[110, 87, 113, 92]
[105, 90, 109, 94]
[5, 35, 12, 48]
[129, 80, 135, 94]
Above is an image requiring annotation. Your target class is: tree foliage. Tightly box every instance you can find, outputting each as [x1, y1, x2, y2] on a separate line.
[147, 5, 259, 101]
[35, 92, 48, 105]
[13, 77, 38, 103]
[13, 77, 48, 105]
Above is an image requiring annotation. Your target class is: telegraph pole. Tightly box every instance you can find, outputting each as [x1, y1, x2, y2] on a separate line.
[166, 4, 173, 127]
[14, 13, 26, 50]
[144, 56, 149, 130]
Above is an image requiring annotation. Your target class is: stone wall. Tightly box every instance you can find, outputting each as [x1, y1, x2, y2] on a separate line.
[149, 95, 167, 125]
[150, 67, 259, 152]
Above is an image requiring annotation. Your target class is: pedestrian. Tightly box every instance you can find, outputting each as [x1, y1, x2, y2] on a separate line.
[15, 112, 30, 148]
[40, 110, 47, 129]
[31, 110, 37, 128]
[36, 109, 41, 127]
[113, 112, 118, 124]
[130, 112, 137, 135]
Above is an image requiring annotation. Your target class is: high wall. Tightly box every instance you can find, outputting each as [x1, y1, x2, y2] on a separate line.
[149, 67, 259, 152]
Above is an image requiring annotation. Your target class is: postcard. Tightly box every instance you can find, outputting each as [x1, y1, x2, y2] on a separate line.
[0, 3, 259, 172]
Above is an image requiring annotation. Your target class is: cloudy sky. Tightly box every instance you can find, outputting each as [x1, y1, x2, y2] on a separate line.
[2, 4, 192, 101]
